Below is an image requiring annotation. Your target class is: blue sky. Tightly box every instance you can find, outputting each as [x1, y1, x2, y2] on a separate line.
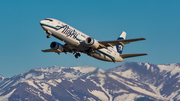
[0, 1, 179, 77]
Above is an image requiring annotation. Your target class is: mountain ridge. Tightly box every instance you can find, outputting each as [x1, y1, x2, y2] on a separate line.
[0, 62, 180, 101]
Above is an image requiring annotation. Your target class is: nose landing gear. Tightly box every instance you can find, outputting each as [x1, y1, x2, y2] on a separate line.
[46, 35, 50, 38]
[75, 53, 81, 58]
[45, 30, 52, 38]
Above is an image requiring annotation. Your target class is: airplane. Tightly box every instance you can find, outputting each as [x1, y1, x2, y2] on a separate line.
[40, 18, 147, 63]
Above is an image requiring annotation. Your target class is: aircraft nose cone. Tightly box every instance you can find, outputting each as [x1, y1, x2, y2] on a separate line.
[40, 20, 46, 30]
[40, 20, 44, 25]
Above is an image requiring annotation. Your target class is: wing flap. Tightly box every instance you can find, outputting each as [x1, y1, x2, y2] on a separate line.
[120, 53, 148, 58]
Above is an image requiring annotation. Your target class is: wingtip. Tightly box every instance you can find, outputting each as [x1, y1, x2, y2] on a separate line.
[142, 53, 148, 55]
[141, 37, 146, 40]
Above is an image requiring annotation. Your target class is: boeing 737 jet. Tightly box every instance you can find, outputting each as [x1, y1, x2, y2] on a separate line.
[40, 18, 147, 63]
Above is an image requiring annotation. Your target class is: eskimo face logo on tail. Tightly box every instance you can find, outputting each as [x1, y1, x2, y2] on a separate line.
[56, 25, 78, 39]
[116, 37, 124, 54]
[117, 45, 123, 54]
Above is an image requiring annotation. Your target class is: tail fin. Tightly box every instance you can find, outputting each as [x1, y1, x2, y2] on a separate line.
[115, 31, 126, 54]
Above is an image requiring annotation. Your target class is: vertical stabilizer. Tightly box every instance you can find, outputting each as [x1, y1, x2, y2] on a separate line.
[116, 31, 126, 54]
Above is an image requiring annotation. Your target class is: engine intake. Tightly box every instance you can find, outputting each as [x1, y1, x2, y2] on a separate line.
[50, 42, 64, 53]
[85, 37, 99, 49]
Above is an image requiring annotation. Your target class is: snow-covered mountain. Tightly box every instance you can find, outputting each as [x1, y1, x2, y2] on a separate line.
[0, 75, 4, 82]
[0, 62, 180, 101]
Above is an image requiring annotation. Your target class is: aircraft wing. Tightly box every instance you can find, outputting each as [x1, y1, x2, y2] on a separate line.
[42, 49, 55, 52]
[42, 44, 73, 54]
[120, 53, 148, 58]
[98, 38, 146, 48]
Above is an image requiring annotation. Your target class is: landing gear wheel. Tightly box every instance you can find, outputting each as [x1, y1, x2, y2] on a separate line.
[46, 35, 50, 38]
[77, 53, 81, 57]
[75, 55, 78, 58]
[75, 53, 81, 59]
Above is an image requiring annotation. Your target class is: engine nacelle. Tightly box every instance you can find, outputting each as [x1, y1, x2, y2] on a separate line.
[85, 37, 99, 49]
[50, 42, 64, 53]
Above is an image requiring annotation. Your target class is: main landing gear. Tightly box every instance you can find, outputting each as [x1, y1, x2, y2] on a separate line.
[75, 53, 81, 58]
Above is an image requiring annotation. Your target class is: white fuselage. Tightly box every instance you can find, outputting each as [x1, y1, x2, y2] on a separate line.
[40, 18, 123, 62]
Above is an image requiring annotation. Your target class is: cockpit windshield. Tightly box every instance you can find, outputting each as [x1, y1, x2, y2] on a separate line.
[45, 18, 53, 22]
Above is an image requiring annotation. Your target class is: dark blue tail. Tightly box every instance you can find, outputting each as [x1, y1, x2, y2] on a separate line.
[115, 31, 126, 54]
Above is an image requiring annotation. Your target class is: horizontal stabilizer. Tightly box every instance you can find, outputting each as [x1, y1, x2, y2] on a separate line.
[120, 53, 148, 58]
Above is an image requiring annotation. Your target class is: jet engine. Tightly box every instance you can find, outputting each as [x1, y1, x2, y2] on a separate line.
[85, 37, 99, 49]
[50, 42, 64, 53]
